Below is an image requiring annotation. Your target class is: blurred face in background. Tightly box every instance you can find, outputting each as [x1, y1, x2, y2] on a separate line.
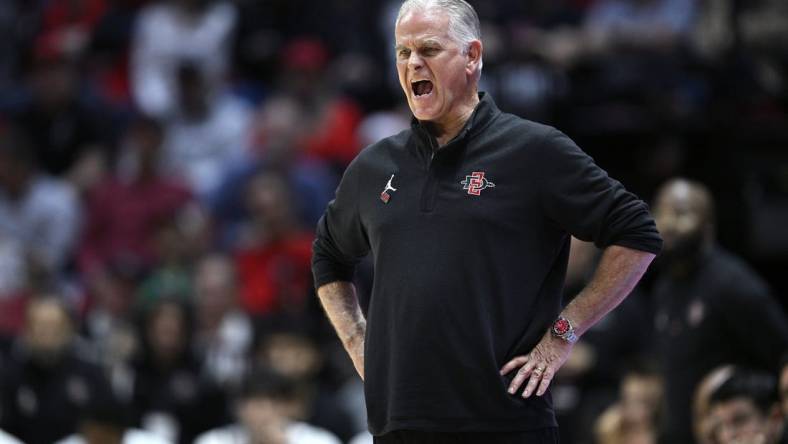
[147, 302, 187, 363]
[710, 398, 781, 444]
[24, 298, 75, 366]
[245, 172, 294, 234]
[258, 333, 322, 381]
[238, 395, 291, 444]
[620, 373, 663, 429]
[123, 118, 163, 177]
[195, 255, 236, 329]
[395, 7, 481, 126]
[654, 179, 713, 257]
[31, 60, 78, 111]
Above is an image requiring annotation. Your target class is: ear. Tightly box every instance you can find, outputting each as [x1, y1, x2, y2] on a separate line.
[466, 40, 483, 76]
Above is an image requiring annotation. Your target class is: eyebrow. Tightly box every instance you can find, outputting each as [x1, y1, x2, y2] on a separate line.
[394, 39, 445, 51]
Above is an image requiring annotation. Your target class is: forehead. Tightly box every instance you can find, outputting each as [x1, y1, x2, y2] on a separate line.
[712, 398, 762, 419]
[656, 183, 703, 212]
[395, 8, 452, 45]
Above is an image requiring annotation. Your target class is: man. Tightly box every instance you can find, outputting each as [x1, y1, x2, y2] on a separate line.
[311, 1, 662, 442]
[652, 178, 788, 443]
[707, 368, 785, 444]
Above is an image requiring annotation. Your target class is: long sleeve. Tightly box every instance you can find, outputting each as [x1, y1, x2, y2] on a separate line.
[536, 129, 662, 254]
[311, 158, 370, 288]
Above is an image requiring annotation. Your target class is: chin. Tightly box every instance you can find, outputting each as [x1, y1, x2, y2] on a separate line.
[411, 107, 440, 122]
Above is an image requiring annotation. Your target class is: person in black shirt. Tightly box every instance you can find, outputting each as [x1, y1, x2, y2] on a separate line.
[652, 178, 788, 443]
[0, 297, 113, 444]
[311, 1, 662, 442]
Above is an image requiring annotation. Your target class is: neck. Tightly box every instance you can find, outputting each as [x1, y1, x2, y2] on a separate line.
[428, 91, 479, 147]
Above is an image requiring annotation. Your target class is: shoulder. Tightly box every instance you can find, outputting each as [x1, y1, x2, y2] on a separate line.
[31, 176, 79, 206]
[125, 429, 173, 444]
[194, 425, 246, 444]
[52, 435, 83, 444]
[485, 112, 576, 156]
[709, 247, 769, 296]
[286, 422, 342, 444]
[346, 128, 412, 172]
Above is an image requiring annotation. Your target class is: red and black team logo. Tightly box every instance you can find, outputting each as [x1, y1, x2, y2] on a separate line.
[460, 171, 495, 196]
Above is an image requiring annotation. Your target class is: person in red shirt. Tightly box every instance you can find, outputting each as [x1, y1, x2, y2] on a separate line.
[235, 170, 314, 317]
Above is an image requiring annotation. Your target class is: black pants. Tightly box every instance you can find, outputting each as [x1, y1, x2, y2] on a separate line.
[373, 429, 560, 444]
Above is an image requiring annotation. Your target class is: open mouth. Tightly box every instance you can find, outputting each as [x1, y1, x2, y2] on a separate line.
[411, 80, 434, 97]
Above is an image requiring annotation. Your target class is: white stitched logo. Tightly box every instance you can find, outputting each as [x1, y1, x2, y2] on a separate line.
[380, 174, 397, 203]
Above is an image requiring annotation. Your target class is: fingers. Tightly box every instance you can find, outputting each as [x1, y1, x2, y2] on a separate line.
[520, 364, 547, 398]
[500, 356, 528, 375]
[507, 359, 536, 395]
[535, 366, 555, 397]
[503, 357, 555, 398]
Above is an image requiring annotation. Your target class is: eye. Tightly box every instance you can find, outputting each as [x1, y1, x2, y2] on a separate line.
[397, 48, 411, 59]
[421, 47, 439, 56]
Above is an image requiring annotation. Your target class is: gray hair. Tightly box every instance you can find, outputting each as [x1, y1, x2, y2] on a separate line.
[396, 0, 483, 78]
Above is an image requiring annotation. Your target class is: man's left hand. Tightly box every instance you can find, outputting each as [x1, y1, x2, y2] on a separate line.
[499, 331, 573, 398]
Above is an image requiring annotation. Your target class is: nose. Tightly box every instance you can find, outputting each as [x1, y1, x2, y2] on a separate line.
[407, 52, 423, 71]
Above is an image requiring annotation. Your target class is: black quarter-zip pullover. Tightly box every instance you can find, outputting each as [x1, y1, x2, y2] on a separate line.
[312, 93, 662, 435]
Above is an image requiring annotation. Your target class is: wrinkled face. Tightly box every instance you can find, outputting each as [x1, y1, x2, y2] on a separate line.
[395, 9, 474, 125]
[653, 182, 708, 254]
[710, 399, 774, 444]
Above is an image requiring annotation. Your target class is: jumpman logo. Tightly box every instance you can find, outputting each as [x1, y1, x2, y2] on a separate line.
[380, 174, 397, 204]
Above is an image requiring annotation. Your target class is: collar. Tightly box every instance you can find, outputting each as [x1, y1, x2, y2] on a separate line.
[410, 91, 501, 154]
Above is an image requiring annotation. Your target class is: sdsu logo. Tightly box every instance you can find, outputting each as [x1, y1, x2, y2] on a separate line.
[460, 171, 495, 196]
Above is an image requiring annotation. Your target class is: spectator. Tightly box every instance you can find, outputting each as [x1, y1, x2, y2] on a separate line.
[0, 297, 113, 444]
[55, 392, 171, 444]
[0, 125, 81, 299]
[594, 361, 663, 444]
[210, 94, 339, 238]
[278, 38, 363, 170]
[707, 368, 786, 444]
[78, 115, 191, 283]
[652, 178, 788, 443]
[159, 62, 251, 200]
[15, 42, 107, 179]
[253, 315, 358, 442]
[693, 365, 735, 444]
[193, 253, 252, 388]
[131, 0, 238, 117]
[38, 0, 108, 60]
[194, 367, 341, 444]
[234, 171, 315, 317]
[128, 299, 228, 444]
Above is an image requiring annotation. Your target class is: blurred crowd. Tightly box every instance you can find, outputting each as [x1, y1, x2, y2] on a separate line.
[0, 0, 787, 443]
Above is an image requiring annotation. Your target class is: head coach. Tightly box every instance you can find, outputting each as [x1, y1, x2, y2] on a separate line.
[311, 1, 663, 442]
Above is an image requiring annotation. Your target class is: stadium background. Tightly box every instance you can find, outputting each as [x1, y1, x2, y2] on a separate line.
[0, 0, 787, 443]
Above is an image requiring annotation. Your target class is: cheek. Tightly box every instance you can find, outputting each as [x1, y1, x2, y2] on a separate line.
[396, 64, 408, 87]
